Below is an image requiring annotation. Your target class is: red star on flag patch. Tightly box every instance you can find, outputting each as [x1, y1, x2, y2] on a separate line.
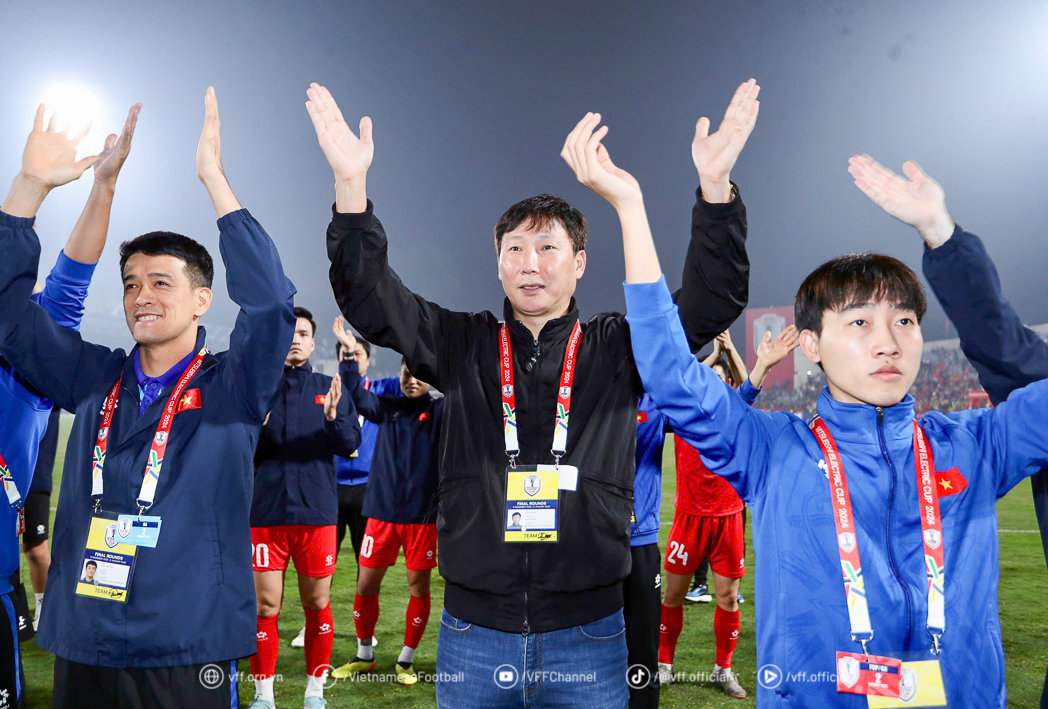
[176, 389, 202, 413]
[935, 467, 968, 497]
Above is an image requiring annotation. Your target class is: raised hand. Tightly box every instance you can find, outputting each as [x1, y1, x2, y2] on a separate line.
[324, 373, 343, 421]
[21, 105, 101, 189]
[196, 87, 225, 185]
[715, 329, 737, 352]
[692, 79, 760, 203]
[848, 154, 955, 248]
[94, 103, 142, 187]
[196, 87, 241, 218]
[332, 316, 357, 351]
[560, 112, 642, 212]
[756, 325, 799, 368]
[306, 83, 373, 213]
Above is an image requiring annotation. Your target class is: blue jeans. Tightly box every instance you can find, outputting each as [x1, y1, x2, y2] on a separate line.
[436, 608, 628, 708]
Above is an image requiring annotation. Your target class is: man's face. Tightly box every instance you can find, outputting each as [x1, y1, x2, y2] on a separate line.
[122, 254, 212, 347]
[400, 364, 430, 399]
[286, 317, 316, 367]
[711, 364, 729, 384]
[497, 218, 586, 324]
[800, 299, 922, 408]
[84, 563, 96, 581]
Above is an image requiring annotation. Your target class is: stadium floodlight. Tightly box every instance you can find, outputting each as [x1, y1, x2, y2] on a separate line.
[38, 81, 108, 157]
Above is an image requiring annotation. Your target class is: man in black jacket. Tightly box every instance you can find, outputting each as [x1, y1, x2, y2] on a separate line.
[306, 80, 755, 708]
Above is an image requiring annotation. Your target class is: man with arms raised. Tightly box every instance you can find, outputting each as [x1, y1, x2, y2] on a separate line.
[0, 88, 295, 707]
[307, 80, 757, 707]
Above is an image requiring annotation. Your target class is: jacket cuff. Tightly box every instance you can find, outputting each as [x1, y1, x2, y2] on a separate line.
[694, 182, 744, 219]
[216, 208, 253, 229]
[52, 249, 97, 283]
[922, 223, 966, 260]
[624, 275, 673, 319]
[0, 210, 35, 228]
[331, 199, 375, 228]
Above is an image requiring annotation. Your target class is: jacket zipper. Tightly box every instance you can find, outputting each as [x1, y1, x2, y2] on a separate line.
[876, 406, 914, 654]
[523, 550, 531, 636]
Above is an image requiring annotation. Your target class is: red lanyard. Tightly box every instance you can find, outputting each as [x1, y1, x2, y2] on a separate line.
[0, 448, 24, 512]
[91, 348, 208, 515]
[499, 320, 583, 466]
[811, 417, 946, 656]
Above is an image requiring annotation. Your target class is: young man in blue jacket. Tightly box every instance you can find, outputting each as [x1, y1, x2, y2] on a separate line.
[848, 153, 1048, 708]
[0, 88, 296, 708]
[622, 126, 1048, 707]
[248, 306, 360, 709]
[331, 348, 443, 687]
[0, 103, 140, 704]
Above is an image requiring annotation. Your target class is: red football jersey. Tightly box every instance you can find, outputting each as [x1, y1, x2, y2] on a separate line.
[673, 436, 745, 516]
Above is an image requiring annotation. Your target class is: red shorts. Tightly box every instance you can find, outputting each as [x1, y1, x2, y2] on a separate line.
[359, 519, 437, 571]
[664, 510, 745, 579]
[250, 525, 337, 577]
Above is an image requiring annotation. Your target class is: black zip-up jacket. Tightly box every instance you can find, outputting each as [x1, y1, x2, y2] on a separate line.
[326, 188, 748, 633]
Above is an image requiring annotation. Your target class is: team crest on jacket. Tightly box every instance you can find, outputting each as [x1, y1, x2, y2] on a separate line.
[923, 528, 942, 550]
[837, 532, 856, 553]
[502, 384, 514, 398]
[154, 431, 168, 446]
[838, 655, 860, 688]
[104, 523, 119, 549]
[523, 474, 542, 497]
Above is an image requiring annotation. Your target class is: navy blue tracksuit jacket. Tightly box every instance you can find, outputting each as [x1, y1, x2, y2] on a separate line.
[251, 360, 361, 527]
[343, 361, 443, 524]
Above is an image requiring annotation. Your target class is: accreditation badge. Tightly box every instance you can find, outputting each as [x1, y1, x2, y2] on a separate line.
[116, 514, 163, 548]
[835, 652, 902, 698]
[76, 516, 138, 603]
[866, 660, 946, 707]
[505, 466, 560, 543]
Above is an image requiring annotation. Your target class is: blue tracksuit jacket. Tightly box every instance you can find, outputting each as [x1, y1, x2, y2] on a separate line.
[0, 252, 94, 592]
[626, 275, 1048, 708]
[0, 209, 295, 668]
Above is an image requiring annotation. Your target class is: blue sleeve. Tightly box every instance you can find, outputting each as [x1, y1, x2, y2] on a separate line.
[922, 227, 1048, 406]
[215, 210, 297, 421]
[737, 378, 761, 406]
[625, 276, 774, 502]
[953, 377, 1048, 497]
[33, 250, 96, 331]
[0, 211, 113, 412]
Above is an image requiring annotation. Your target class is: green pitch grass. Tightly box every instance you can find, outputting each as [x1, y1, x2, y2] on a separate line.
[18, 425, 1048, 707]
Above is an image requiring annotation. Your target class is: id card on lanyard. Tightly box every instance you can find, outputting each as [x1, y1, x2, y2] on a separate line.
[500, 322, 581, 543]
[0, 450, 25, 536]
[811, 417, 947, 707]
[77, 347, 206, 603]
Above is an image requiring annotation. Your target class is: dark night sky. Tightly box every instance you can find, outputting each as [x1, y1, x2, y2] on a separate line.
[2, 1, 1047, 376]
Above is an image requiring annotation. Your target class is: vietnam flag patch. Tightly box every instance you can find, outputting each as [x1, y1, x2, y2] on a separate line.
[176, 389, 202, 413]
[935, 467, 968, 497]
[315, 395, 326, 405]
[419, 411, 431, 422]
[637, 411, 649, 423]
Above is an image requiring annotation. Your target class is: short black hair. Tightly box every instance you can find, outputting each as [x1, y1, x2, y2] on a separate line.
[85, 560, 97, 568]
[794, 253, 927, 335]
[494, 194, 587, 255]
[119, 232, 214, 290]
[711, 357, 732, 384]
[293, 307, 316, 336]
[336, 336, 371, 360]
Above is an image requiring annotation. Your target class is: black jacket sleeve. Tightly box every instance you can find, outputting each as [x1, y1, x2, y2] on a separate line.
[327, 202, 471, 391]
[674, 185, 749, 353]
[922, 227, 1048, 406]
